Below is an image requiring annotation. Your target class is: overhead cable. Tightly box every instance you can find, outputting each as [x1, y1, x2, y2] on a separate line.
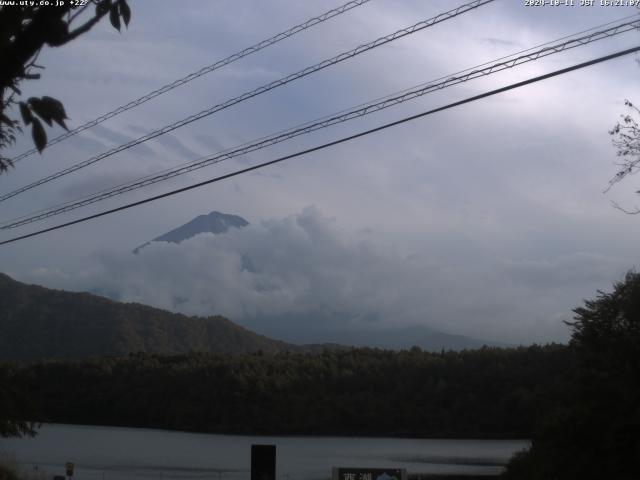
[1, 45, 637, 246]
[9, 0, 373, 164]
[3, 18, 638, 229]
[0, 0, 495, 204]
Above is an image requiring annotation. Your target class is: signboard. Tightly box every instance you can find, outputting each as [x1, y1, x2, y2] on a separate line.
[251, 444, 276, 480]
[332, 468, 406, 480]
[65, 462, 75, 477]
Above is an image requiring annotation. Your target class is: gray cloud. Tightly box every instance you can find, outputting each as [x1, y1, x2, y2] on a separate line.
[23, 207, 633, 345]
[483, 37, 521, 48]
[151, 133, 203, 160]
[89, 125, 155, 157]
[58, 171, 145, 200]
[193, 133, 226, 153]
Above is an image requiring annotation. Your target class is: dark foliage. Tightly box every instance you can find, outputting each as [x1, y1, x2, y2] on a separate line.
[1, 344, 572, 439]
[0, 464, 20, 480]
[0, 0, 131, 171]
[0, 371, 38, 438]
[503, 271, 640, 479]
[607, 100, 640, 213]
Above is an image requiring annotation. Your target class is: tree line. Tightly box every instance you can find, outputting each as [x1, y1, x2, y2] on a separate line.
[1, 344, 572, 439]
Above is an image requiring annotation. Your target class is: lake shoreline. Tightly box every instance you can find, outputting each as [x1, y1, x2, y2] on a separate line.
[410, 476, 498, 479]
[3, 424, 523, 480]
[30, 421, 530, 442]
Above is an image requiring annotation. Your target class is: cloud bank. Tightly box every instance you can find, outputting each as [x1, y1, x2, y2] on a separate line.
[25, 207, 632, 344]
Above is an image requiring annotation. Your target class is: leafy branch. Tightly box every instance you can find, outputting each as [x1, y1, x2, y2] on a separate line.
[606, 100, 640, 214]
[0, 0, 131, 173]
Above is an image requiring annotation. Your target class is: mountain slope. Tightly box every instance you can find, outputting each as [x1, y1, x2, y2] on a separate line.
[239, 313, 507, 351]
[0, 273, 292, 361]
[330, 325, 509, 350]
[133, 211, 248, 253]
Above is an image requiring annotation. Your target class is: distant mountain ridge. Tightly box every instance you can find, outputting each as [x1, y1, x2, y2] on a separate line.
[133, 211, 248, 254]
[239, 313, 508, 352]
[0, 273, 292, 361]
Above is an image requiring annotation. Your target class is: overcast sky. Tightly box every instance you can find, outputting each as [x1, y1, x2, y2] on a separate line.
[1, 0, 639, 344]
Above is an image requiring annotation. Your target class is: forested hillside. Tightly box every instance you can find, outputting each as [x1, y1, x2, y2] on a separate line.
[0, 273, 291, 360]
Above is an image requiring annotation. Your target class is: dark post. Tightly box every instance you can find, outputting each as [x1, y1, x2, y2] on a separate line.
[251, 444, 276, 480]
[65, 462, 74, 479]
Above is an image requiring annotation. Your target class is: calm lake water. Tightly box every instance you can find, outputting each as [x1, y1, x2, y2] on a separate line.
[0, 424, 528, 480]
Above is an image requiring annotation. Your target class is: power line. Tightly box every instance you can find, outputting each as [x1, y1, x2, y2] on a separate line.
[3, 17, 635, 228]
[9, 0, 372, 164]
[0, 0, 494, 204]
[3, 18, 638, 230]
[1, 45, 637, 247]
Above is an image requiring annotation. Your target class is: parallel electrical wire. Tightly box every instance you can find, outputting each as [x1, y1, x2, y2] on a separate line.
[0, 0, 495, 204]
[2, 18, 638, 230]
[9, 0, 372, 164]
[1, 45, 637, 246]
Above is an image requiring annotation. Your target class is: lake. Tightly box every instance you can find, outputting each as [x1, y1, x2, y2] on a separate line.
[0, 424, 528, 480]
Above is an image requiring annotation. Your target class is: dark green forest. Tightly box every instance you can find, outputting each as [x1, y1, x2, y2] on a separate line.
[1, 345, 571, 438]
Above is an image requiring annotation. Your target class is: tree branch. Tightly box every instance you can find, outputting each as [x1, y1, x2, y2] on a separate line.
[68, 2, 93, 24]
[611, 200, 640, 215]
[63, 13, 105, 44]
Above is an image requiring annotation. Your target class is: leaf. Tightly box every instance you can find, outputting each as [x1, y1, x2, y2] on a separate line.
[95, 0, 110, 16]
[31, 118, 47, 153]
[19, 102, 32, 125]
[28, 98, 52, 126]
[119, 0, 131, 27]
[28, 96, 69, 130]
[42, 96, 69, 130]
[0, 113, 13, 127]
[41, 96, 67, 118]
[52, 116, 68, 130]
[110, 3, 121, 31]
[0, 157, 13, 173]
